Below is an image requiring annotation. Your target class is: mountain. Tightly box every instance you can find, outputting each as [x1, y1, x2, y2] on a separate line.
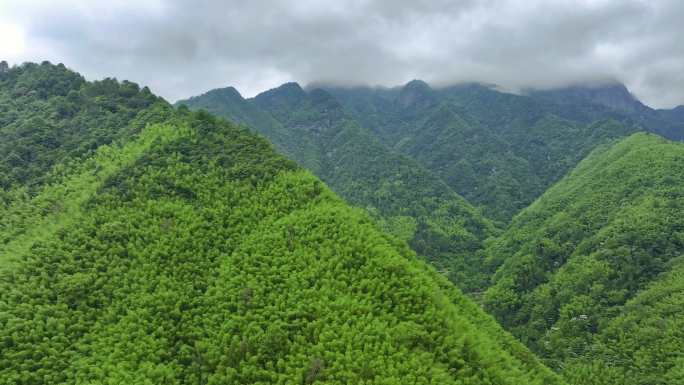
[173, 85, 320, 172]
[323, 82, 638, 222]
[178, 84, 497, 292]
[0, 62, 562, 384]
[396, 79, 438, 109]
[0, 61, 162, 193]
[527, 82, 650, 114]
[0, 61, 170, 265]
[482, 132, 684, 383]
[528, 83, 684, 141]
[658, 105, 684, 123]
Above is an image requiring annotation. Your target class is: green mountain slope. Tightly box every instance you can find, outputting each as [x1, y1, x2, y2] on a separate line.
[0, 62, 562, 384]
[178, 84, 497, 291]
[176, 86, 321, 173]
[0, 61, 162, 193]
[0, 62, 172, 270]
[323, 82, 638, 222]
[396, 107, 633, 223]
[481, 133, 684, 382]
[0, 121, 182, 270]
[563, 256, 684, 385]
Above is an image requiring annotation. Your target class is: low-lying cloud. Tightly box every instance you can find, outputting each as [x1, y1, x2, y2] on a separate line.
[1, 0, 683, 107]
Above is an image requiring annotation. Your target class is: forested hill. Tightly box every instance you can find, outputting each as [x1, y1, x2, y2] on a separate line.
[0, 62, 562, 384]
[482, 132, 684, 384]
[0, 61, 163, 194]
[177, 84, 497, 292]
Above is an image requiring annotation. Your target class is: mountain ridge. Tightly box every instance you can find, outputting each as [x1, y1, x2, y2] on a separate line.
[320, 80, 641, 221]
[483, 131, 684, 384]
[177, 81, 499, 292]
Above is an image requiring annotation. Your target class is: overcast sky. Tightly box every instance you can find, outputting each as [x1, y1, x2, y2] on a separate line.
[1, 0, 683, 108]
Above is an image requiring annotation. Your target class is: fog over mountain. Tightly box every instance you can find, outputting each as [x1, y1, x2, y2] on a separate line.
[1, 0, 683, 107]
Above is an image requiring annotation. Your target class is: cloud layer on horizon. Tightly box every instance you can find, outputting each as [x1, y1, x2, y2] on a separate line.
[1, 0, 683, 108]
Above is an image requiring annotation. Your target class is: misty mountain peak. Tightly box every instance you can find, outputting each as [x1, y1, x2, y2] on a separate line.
[253, 82, 306, 109]
[587, 83, 641, 109]
[397, 79, 437, 109]
[210, 86, 244, 101]
[664, 105, 684, 121]
[278, 81, 305, 93]
[531, 82, 648, 114]
[404, 79, 432, 90]
[173, 86, 245, 111]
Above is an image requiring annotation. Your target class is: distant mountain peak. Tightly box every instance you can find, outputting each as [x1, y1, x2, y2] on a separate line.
[279, 81, 304, 91]
[253, 81, 306, 109]
[208, 86, 244, 100]
[665, 105, 684, 121]
[257, 82, 305, 98]
[530, 82, 649, 114]
[584, 82, 643, 107]
[397, 79, 437, 109]
[222, 85, 243, 97]
[586, 82, 638, 100]
[404, 79, 431, 89]
[173, 86, 245, 110]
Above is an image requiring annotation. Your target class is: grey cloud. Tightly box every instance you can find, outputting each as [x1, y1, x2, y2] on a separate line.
[3, 0, 684, 107]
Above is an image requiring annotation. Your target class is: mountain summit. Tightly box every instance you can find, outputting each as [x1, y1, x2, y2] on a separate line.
[397, 79, 438, 109]
[253, 81, 307, 110]
[529, 82, 649, 114]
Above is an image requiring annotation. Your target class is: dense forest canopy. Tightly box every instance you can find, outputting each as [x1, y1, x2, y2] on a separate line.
[483, 133, 684, 384]
[0, 61, 162, 193]
[321, 81, 646, 222]
[0, 62, 562, 384]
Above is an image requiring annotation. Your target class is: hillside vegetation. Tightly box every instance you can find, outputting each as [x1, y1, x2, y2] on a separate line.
[178, 84, 497, 291]
[324, 82, 638, 222]
[0, 62, 561, 385]
[483, 133, 684, 383]
[0, 61, 162, 193]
